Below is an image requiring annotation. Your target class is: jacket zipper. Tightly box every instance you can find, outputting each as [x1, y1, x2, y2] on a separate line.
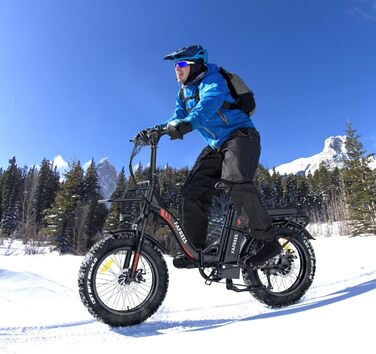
[218, 111, 228, 124]
[202, 127, 216, 139]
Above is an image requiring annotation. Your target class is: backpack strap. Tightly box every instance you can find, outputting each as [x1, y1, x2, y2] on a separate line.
[218, 67, 242, 111]
[179, 87, 200, 113]
[221, 100, 242, 111]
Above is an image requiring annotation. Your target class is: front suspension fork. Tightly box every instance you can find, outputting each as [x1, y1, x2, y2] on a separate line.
[128, 217, 149, 280]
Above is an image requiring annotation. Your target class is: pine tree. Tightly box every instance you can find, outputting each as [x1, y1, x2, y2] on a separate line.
[19, 165, 39, 241]
[310, 163, 332, 221]
[32, 159, 60, 226]
[0, 168, 4, 223]
[326, 167, 344, 222]
[44, 161, 85, 253]
[134, 162, 144, 183]
[104, 167, 127, 232]
[1, 157, 23, 237]
[269, 170, 284, 209]
[342, 122, 376, 235]
[254, 165, 273, 208]
[75, 160, 108, 253]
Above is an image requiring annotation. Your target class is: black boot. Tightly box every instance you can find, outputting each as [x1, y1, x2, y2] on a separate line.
[245, 239, 282, 266]
[173, 254, 198, 269]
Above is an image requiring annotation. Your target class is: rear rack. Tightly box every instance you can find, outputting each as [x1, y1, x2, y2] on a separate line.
[266, 208, 300, 217]
[267, 207, 309, 229]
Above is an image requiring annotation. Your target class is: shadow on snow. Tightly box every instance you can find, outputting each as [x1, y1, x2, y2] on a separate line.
[113, 278, 376, 338]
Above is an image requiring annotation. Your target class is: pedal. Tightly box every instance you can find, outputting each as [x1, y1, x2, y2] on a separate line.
[226, 279, 262, 292]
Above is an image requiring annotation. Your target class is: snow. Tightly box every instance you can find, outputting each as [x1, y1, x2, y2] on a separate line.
[307, 221, 351, 237]
[369, 158, 376, 170]
[1, 236, 376, 354]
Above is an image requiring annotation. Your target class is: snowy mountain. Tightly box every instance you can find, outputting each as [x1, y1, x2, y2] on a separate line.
[52, 155, 118, 199]
[271, 135, 350, 176]
[96, 157, 117, 200]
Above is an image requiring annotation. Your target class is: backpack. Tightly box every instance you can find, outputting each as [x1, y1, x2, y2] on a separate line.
[219, 67, 256, 117]
[179, 67, 256, 117]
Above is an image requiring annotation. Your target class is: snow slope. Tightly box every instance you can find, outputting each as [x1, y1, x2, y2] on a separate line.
[271, 135, 376, 176]
[1, 236, 376, 354]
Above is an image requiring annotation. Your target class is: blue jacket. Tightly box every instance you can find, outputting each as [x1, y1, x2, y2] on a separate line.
[163, 63, 255, 149]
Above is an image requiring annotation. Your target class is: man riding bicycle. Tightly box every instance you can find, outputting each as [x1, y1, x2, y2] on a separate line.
[138, 45, 281, 268]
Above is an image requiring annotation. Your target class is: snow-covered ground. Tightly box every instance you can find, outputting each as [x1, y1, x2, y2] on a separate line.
[1, 236, 375, 354]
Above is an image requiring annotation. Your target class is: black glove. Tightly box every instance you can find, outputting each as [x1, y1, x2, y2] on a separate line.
[134, 125, 164, 145]
[167, 122, 192, 140]
[134, 129, 150, 145]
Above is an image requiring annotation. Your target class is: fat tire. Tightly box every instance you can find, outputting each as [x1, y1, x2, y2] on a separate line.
[243, 227, 316, 308]
[78, 236, 169, 327]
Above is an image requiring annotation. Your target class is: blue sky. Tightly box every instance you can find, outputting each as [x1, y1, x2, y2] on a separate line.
[1, 0, 376, 173]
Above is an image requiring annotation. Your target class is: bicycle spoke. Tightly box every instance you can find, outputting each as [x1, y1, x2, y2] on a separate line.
[257, 239, 302, 293]
[94, 248, 154, 312]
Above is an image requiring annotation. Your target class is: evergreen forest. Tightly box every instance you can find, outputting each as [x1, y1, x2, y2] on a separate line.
[1, 124, 375, 255]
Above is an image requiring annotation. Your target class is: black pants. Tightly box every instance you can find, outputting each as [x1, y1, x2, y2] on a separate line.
[182, 128, 273, 249]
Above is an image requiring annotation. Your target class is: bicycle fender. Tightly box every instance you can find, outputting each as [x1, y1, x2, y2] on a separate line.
[108, 229, 170, 254]
[273, 220, 315, 240]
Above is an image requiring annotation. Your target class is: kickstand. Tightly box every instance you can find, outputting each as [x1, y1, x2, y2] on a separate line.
[265, 271, 273, 290]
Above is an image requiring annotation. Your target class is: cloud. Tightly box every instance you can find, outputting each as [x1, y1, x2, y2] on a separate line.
[53, 155, 69, 172]
[348, 0, 376, 22]
[83, 160, 92, 170]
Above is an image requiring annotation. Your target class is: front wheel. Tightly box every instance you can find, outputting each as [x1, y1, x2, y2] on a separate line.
[78, 236, 169, 327]
[243, 227, 316, 308]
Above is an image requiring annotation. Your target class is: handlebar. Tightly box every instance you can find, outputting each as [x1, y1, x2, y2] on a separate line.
[130, 125, 168, 146]
[128, 125, 168, 186]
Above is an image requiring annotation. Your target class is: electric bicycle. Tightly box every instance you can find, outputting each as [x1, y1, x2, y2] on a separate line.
[78, 127, 316, 327]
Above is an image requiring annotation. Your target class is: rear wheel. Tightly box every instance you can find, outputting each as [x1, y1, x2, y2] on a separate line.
[78, 236, 168, 326]
[243, 226, 315, 307]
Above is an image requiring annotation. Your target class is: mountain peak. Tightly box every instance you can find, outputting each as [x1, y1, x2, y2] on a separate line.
[51, 156, 118, 201]
[271, 135, 350, 176]
[99, 157, 110, 165]
[322, 135, 347, 157]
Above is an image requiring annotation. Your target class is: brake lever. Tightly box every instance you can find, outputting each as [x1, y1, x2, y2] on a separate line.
[131, 126, 168, 145]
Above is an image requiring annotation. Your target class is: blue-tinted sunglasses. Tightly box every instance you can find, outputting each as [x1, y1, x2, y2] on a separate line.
[175, 61, 195, 68]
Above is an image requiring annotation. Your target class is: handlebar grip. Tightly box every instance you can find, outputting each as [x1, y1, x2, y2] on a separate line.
[132, 126, 168, 145]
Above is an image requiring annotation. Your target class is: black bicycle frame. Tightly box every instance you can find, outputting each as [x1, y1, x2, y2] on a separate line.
[109, 136, 310, 281]
[122, 140, 247, 279]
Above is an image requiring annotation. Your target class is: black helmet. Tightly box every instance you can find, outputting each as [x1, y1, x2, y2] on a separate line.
[164, 45, 208, 64]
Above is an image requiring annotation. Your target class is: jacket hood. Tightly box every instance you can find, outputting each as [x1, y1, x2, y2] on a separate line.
[185, 62, 206, 84]
[182, 63, 219, 87]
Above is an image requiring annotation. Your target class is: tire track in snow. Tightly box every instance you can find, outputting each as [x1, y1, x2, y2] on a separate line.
[2, 272, 375, 344]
